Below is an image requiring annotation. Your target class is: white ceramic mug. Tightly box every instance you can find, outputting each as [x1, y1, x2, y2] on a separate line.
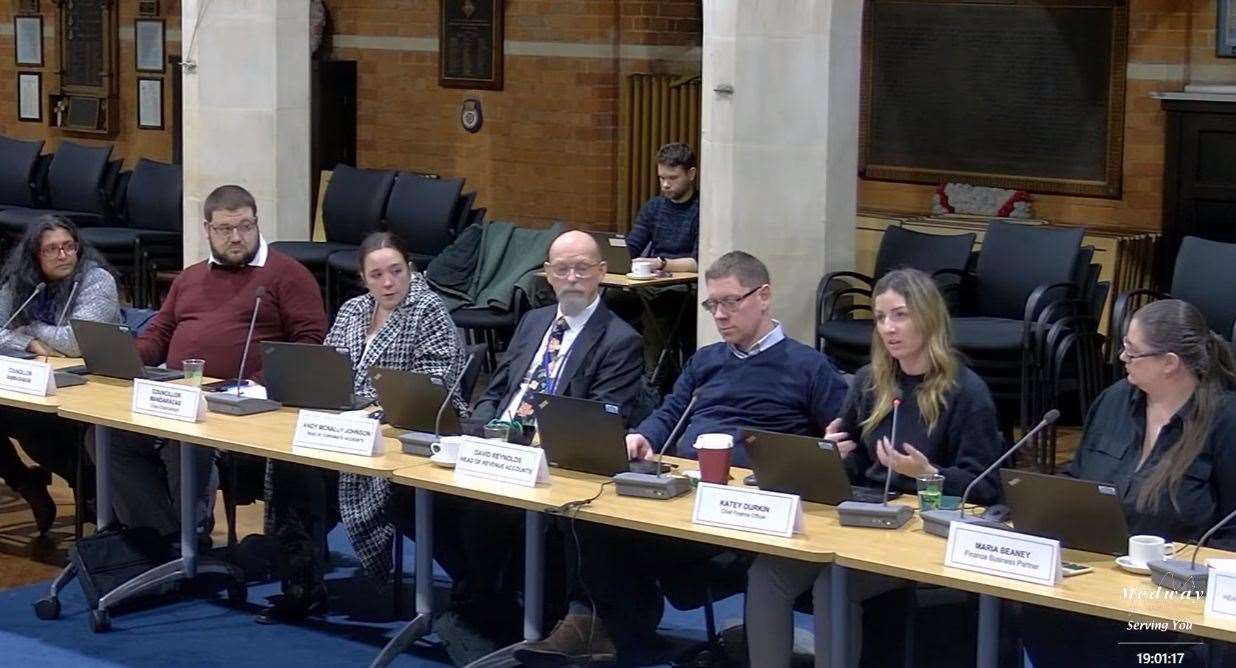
[431, 436, 463, 461]
[631, 259, 655, 277]
[1128, 535, 1173, 567]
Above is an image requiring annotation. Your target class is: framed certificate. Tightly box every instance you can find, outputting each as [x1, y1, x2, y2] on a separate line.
[137, 77, 162, 129]
[14, 15, 42, 67]
[18, 72, 41, 122]
[135, 18, 164, 73]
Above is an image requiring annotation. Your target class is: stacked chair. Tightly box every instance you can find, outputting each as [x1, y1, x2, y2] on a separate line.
[0, 136, 48, 216]
[0, 141, 119, 236]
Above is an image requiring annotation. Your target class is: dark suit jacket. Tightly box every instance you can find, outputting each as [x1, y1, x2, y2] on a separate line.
[472, 301, 644, 426]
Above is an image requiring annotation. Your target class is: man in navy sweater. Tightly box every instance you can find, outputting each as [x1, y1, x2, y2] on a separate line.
[516, 251, 847, 666]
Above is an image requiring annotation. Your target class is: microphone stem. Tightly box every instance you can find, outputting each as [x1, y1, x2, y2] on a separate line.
[958, 415, 1054, 517]
[882, 400, 900, 506]
[1191, 506, 1236, 568]
[234, 296, 262, 395]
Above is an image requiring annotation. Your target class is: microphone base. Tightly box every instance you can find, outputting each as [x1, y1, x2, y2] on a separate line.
[613, 472, 692, 500]
[398, 431, 437, 456]
[53, 371, 86, 388]
[1149, 559, 1209, 595]
[204, 393, 282, 416]
[920, 509, 1010, 538]
[837, 501, 913, 529]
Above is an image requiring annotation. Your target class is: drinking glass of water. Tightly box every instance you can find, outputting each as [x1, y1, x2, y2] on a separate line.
[181, 359, 205, 387]
[916, 473, 945, 511]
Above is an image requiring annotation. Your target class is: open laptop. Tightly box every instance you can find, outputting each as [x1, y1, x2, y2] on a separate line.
[999, 469, 1130, 555]
[368, 367, 461, 436]
[261, 341, 371, 411]
[589, 232, 632, 275]
[741, 429, 896, 505]
[64, 319, 183, 382]
[531, 394, 663, 476]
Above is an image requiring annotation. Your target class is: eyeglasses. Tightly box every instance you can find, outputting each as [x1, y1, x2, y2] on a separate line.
[701, 285, 764, 314]
[206, 220, 258, 237]
[544, 260, 602, 279]
[1119, 338, 1164, 361]
[39, 241, 79, 258]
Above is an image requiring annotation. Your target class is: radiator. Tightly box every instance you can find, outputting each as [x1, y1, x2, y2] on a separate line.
[619, 74, 701, 232]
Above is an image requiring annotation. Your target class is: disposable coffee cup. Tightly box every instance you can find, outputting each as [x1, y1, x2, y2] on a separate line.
[694, 433, 734, 485]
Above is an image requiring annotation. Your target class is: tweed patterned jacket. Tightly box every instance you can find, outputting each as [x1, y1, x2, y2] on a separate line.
[268, 274, 465, 580]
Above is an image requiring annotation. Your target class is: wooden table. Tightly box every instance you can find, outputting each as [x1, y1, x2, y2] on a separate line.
[0, 356, 83, 412]
[600, 271, 697, 289]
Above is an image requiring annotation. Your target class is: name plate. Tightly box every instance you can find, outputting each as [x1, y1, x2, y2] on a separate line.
[945, 522, 1061, 586]
[293, 410, 383, 457]
[454, 437, 549, 488]
[692, 483, 803, 538]
[0, 355, 55, 396]
[1205, 560, 1236, 618]
[131, 379, 205, 423]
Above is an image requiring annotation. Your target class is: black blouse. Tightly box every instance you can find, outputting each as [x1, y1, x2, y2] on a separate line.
[839, 365, 1005, 504]
[1065, 380, 1236, 548]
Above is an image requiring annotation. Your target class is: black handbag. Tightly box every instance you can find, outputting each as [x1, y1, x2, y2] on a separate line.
[69, 525, 173, 609]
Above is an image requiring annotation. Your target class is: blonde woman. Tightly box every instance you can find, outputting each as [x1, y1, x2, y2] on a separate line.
[745, 268, 1004, 667]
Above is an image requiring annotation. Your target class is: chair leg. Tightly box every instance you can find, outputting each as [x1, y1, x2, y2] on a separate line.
[74, 432, 85, 540]
[222, 457, 238, 549]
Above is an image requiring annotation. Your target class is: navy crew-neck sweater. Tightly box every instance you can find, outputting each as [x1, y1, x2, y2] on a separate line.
[840, 364, 1004, 504]
[637, 336, 847, 467]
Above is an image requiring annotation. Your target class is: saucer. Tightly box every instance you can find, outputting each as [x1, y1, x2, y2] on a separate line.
[429, 452, 457, 468]
[1115, 555, 1151, 575]
[625, 272, 656, 281]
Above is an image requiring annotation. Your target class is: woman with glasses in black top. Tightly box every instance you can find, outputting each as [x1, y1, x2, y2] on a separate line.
[1021, 299, 1236, 667]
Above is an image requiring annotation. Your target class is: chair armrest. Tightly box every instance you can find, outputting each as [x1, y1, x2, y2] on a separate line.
[1110, 288, 1169, 343]
[815, 271, 875, 331]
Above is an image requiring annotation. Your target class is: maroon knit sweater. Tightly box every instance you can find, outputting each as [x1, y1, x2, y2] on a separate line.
[137, 249, 327, 380]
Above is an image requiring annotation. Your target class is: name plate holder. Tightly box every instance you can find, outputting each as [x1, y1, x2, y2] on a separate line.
[0, 355, 55, 397]
[454, 437, 549, 488]
[292, 410, 383, 457]
[1205, 560, 1236, 618]
[692, 482, 804, 538]
[945, 522, 1061, 586]
[132, 379, 205, 423]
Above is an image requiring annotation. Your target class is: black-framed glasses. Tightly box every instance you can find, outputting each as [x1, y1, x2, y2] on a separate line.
[701, 285, 764, 314]
[206, 220, 258, 237]
[1119, 337, 1164, 360]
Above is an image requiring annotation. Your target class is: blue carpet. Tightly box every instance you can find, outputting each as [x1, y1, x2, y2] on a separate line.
[0, 525, 759, 667]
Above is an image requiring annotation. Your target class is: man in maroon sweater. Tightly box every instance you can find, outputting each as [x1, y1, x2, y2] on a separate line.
[105, 185, 326, 542]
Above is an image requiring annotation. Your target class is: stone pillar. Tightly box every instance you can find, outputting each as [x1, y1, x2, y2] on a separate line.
[181, 0, 310, 262]
[698, 1, 862, 344]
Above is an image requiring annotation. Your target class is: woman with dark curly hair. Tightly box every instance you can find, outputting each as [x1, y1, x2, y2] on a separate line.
[0, 215, 119, 533]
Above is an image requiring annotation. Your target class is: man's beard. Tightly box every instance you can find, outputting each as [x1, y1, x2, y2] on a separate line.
[558, 290, 590, 316]
[212, 242, 257, 267]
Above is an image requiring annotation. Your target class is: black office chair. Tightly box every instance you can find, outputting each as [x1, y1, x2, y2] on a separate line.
[660, 551, 752, 667]
[271, 164, 396, 298]
[946, 221, 1087, 440]
[0, 135, 46, 210]
[0, 141, 117, 238]
[817, 225, 976, 373]
[79, 159, 183, 307]
[1111, 236, 1236, 378]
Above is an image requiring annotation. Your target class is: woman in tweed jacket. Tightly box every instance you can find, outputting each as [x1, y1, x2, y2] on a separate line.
[261, 231, 465, 624]
[0, 215, 119, 534]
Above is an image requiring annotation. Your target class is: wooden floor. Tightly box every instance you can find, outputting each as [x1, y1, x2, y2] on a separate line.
[0, 427, 1082, 592]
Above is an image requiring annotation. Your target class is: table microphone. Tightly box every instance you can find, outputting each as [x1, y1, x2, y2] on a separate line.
[46, 280, 88, 388]
[400, 352, 475, 456]
[838, 391, 915, 529]
[921, 409, 1060, 538]
[1149, 506, 1236, 595]
[1, 282, 46, 331]
[206, 286, 281, 415]
[614, 391, 699, 499]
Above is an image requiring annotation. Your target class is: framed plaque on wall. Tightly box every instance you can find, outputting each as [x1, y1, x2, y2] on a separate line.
[439, 0, 503, 90]
[14, 15, 42, 66]
[135, 18, 164, 72]
[137, 76, 162, 129]
[17, 71, 40, 122]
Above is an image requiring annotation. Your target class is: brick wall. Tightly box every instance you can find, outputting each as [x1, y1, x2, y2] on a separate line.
[329, 0, 701, 232]
[0, 4, 179, 167]
[859, 0, 1230, 231]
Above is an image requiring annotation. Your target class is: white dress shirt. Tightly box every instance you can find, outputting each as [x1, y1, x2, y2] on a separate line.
[501, 296, 601, 422]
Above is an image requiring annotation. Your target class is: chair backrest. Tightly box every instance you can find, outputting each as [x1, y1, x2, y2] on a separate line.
[321, 163, 396, 245]
[450, 191, 477, 236]
[460, 342, 489, 403]
[125, 159, 183, 233]
[1171, 236, 1236, 340]
[972, 221, 1085, 319]
[46, 141, 113, 214]
[386, 174, 465, 258]
[873, 225, 976, 279]
[467, 207, 487, 229]
[120, 306, 159, 335]
[0, 136, 44, 208]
